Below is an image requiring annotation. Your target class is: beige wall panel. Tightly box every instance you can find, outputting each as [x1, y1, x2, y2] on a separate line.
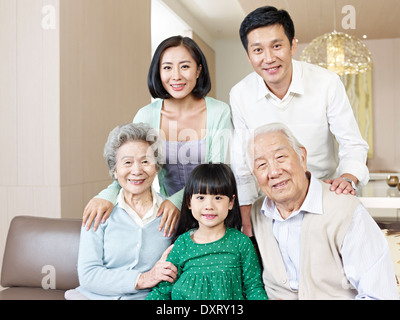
[59, 0, 151, 216]
[33, 186, 61, 218]
[42, 1, 61, 187]
[369, 40, 394, 170]
[365, 39, 399, 172]
[393, 39, 400, 171]
[0, 0, 17, 186]
[215, 38, 253, 104]
[61, 184, 83, 219]
[15, 0, 60, 187]
[6, 186, 34, 217]
[0, 187, 9, 288]
[192, 32, 216, 98]
[16, 0, 46, 186]
[59, 0, 84, 188]
[83, 179, 113, 205]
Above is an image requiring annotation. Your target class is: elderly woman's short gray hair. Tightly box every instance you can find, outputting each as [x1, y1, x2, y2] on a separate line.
[104, 122, 162, 179]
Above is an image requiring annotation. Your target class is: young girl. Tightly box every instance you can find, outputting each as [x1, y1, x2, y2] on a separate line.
[146, 164, 268, 300]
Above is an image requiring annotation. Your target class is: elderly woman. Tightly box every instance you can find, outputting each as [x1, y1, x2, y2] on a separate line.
[65, 123, 177, 300]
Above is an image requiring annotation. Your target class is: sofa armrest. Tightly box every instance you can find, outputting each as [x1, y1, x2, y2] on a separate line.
[1, 215, 82, 291]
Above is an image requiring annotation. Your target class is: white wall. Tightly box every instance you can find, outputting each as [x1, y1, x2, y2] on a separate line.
[215, 38, 253, 104]
[151, 0, 192, 55]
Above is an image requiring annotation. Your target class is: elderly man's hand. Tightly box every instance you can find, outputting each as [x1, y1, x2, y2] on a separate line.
[157, 199, 180, 237]
[324, 174, 357, 196]
[82, 198, 114, 231]
[136, 245, 177, 289]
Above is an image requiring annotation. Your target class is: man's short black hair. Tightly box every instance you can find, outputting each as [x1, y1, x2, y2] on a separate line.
[239, 6, 295, 52]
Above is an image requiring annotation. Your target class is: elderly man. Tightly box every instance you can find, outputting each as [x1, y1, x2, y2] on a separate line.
[249, 122, 398, 300]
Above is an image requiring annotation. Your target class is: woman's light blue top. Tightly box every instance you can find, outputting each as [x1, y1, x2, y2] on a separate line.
[76, 192, 172, 300]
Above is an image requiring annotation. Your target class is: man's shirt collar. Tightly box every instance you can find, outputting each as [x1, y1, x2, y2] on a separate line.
[256, 59, 305, 102]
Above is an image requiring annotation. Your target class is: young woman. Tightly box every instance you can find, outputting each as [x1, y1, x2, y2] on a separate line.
[146, 164, 268, 300]
[82, 36, 232, 237]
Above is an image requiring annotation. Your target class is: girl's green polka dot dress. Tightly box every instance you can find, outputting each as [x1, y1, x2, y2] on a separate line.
[146, 227, 268, 300]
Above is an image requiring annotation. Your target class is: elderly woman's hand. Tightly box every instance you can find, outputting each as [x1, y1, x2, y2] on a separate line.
[157, 199, 180, 237]
[82, 198, 114, 231]
[136, 245, 177, 290]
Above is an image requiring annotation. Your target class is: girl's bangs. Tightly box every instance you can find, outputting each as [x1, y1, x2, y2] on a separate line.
[190, 172, 233, 198]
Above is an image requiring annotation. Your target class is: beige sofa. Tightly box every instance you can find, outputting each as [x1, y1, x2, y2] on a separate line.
[0, 215, 82, 300]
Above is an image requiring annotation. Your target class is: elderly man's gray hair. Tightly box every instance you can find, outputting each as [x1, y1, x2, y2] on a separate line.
[247, 123, 305, 168]
[104, 122, 162, 179]
[254, 122, 304, 156]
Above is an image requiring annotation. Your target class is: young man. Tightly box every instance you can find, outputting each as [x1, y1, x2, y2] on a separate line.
[230, 6, 369, 236]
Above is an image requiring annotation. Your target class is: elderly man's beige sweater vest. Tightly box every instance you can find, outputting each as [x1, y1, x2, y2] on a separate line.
[251, 181, 360, 300]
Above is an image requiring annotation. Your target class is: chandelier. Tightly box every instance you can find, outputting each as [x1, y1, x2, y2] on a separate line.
[300, 31, 373, 76]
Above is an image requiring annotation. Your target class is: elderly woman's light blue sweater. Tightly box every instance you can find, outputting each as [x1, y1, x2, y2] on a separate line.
[76, 205, 172, 300]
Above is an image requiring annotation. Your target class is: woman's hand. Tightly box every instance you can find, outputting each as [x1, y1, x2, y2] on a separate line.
[157, 199, 180, 237]
[82, 198, 114, 231]
[135, 245, 177, 289]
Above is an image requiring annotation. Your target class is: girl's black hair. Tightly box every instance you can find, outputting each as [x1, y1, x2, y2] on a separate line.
[147, 35, 211, 99]
[172, 164, 242, 243]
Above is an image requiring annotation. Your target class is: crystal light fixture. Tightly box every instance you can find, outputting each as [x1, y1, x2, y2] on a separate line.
[300, 31, 373, 75]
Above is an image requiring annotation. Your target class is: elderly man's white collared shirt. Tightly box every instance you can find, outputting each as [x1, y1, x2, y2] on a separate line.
[260, 175, 399, 300]
[230, 60, 370, 205]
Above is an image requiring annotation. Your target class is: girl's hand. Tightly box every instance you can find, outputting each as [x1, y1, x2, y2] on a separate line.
[82, 198, 114, 231]
[157, 199, 180, 237]
[135, 245, 177, 289]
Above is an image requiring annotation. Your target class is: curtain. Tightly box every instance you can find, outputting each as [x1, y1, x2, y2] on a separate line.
[340, 70, 374, 158]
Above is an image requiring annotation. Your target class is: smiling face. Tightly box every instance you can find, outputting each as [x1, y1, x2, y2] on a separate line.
[189, 193, 234, 231]
[113, 140, 158, 198]
[159, 45, 202, 101]
[246, 24, 297, 97]
[252, 131, 308, 217]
